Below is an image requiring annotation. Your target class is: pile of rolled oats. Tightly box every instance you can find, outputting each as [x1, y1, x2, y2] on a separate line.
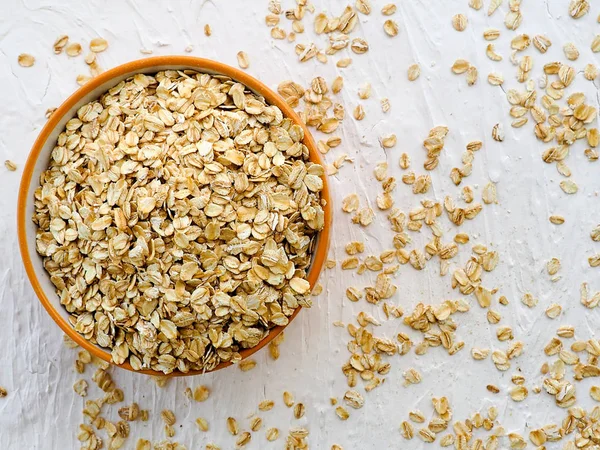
[33, 69, 325, 374]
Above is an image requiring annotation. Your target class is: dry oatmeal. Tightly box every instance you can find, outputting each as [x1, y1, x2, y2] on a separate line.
[33, 70, 325, 373]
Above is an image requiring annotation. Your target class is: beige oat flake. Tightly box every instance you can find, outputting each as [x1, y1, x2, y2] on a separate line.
[407, 64, 421, 81]
[53, 35, 68, 54]
[592, 35, 600, 52]
[18, 53, 35, 67]
[66, 42, 82, 57]
[560, 180, 578, 194]
[382, 4, 396, 15]
[227, 417, 239, 435]
[4, 160, 17, 171]
[90, 38, 108, 53]
[469, 0, 483, 10]
[484, 29, 500, 40]
[383, 20, 399, 37]
[236, 51, 249, 69]
[452, 14, 467, 31]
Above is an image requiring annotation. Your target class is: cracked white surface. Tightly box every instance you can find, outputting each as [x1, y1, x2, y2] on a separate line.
[1, 0, 600, 448]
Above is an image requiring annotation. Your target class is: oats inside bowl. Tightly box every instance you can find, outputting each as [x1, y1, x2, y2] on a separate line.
[33, 69, 325, 374]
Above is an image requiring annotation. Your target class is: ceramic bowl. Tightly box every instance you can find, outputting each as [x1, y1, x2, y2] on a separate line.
[17, 56, 332, 376]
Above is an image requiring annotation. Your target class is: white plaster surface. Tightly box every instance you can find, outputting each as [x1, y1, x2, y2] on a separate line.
[1, 0, 599, 448]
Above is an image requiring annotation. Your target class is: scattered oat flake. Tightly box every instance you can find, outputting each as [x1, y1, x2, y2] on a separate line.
[258, 400, 275, 411]
[204, 24, 212, 36]
[266, 427, 279, 441]
[53, 35, 68, 54]
[592, 35, 600, 52]
[236, 431, 251, 447]
[488, 0, 502, 15]
[533, 35, 552, 53]
[382, 134, 397, 149]
[407, 64, 420, 81]
[492, 123, 504, 141]
[452, 14, 468, 31]
[546, 303, 562, 319]
[563, 42, 579, 60]
[283, 391, 294, 407]
[90, 38, 108, 53]
[73, 379, 88, 397]
[547, 258, 561, 275]
[505, 10, 523, 30]
[193, 385, 210, 402]
[451, 59, 470, 74]
[482, 182, 497, 204]
[335, 406, 349, 420]
[382, 3, 396, 15]
[353, 105, 365, 120]
[550, 215, 565, 224]
[294, 402, 305, 419]
[584, 64, 598, 81]
[161, 410, 176, 426]
[356, 0, 371, 14]
[560, 180, 578, 194]
[510, 385, 528, 401]
[488, 72, 504, 85]
[401, 421, 414, 439]
[522, 293, 538, 308]
[484, 29, 500, 40]
[469, 0, 483, 10]
[76, 74, 91, 85]
[18, 53, 35, 67]
[196, 417, 209, 432]
[66, 42, 82, 57]
[227, 417, 239, 436]
[384, 19, 399, 37]
[4, 160, 17, 171]
[84, 52, 96, 65]
[351, 38, 369, 54]
[486, 44, 502, 61]
[591, 225, 600, 242]
[237, 51, 249, 69]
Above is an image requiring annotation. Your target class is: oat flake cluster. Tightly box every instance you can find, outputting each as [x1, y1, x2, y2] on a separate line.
[33, 70, 325, 374]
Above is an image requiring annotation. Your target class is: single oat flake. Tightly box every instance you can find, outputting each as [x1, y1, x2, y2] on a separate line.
[407, 64, 421, 81]
[53, 35, 69, 54]
[66, 42, 82, 57]
[90, 38, 108, 53]
[382, 4, 396, 15]
[237, 51, 249, 69]
[484, 29, 500, 40]
[452, 14, 468, 31]
[4, 160, 17, 171]
[469, 0, 483, 10]
[560, 180, 578, 194]
[452, 59, 470, 74]
[384, 20, 399, 37]
[18, 53, 35, 67]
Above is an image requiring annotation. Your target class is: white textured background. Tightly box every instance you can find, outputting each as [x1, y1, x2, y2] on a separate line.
[1, 0, 600, 448]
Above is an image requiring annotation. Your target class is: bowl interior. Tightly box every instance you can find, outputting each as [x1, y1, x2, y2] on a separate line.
[19, 57, 331, 376]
